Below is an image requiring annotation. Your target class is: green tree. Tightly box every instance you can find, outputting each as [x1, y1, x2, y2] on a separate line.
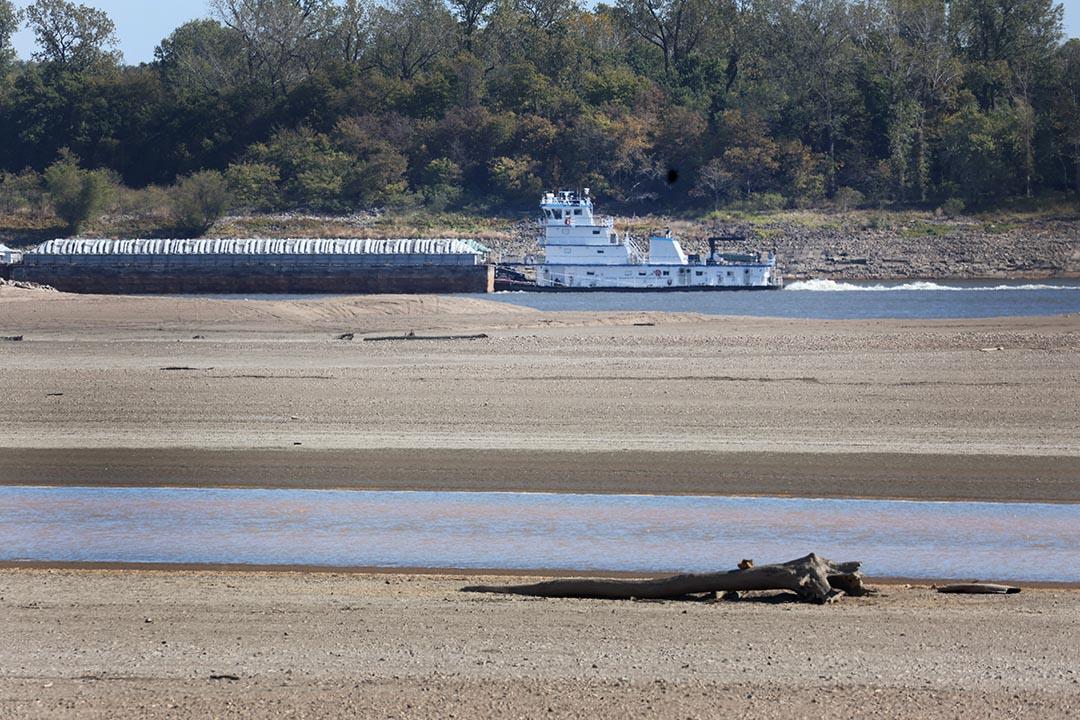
[421, 156, 463, 209]
[171, 170, 231, 236]
[23, 0, 121, 73]
[43, 151, 114, 233]
[247, 127, 353, 211]
[155, 20, 244, 98]
[225, 162, 281, 211]
[718, 109, 779, 200]
[951, 0, 1063, 196]
[614, 0, 727, 80]
[210, 0, 335, 99]
[490, 155, 543, 202]
[0, 0, 17, 71]
[782, 0, 857, 192]
[940, 101, 1024, 203]
[1052, 40, 1080, 202]
[370, 0, 456, 80]
[448, 0, 495, 51]
[872, 0, 961, 202]
[332, 117, 409, 205]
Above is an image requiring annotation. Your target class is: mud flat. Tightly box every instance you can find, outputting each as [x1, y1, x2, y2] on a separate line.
[0, 568, 1077, 719]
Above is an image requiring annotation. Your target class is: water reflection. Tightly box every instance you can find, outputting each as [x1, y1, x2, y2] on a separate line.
[1, 488, 1077, 581]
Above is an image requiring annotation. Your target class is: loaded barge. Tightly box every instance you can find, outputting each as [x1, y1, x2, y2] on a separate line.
[500, 190, 781, 291]
[5, 238, 493, 294]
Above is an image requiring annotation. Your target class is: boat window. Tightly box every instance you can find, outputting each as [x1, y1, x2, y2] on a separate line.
[586, 271, 595, 276]
[696, 271, 704, 276]
[662, 271, 670, 276]
[593, 230, 601, 235]
[553, 210, 562, 219]
[574, 209, 582, 216]
[639, 272, 647, 276]
[597, 250, 604, 254]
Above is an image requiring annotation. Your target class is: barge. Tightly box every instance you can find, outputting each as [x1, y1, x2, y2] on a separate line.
[8, 238, 493, 294]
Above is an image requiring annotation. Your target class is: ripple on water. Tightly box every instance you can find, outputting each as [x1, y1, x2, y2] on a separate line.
[1, 488, 1078, 581]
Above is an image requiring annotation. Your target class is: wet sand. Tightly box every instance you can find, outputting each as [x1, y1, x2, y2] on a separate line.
[0, 568, 1077, 719]
[3, 447, 1079, 502]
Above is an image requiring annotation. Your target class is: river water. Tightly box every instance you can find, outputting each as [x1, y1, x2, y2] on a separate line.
[481, 280, 1080, 319]
[2, 487, 1077, 581]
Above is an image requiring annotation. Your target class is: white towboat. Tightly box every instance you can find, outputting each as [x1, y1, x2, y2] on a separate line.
[534, 189, 781, 291]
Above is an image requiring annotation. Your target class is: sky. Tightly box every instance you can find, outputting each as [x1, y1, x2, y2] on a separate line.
[10, 0, 1080, 66]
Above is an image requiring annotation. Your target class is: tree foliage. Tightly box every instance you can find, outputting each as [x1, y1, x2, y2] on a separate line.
[1, 0, 1076, 212]
[0, 0, 17, 71]
[43, 151, 114, 232]
[23, 0, 121, 73]
[171, 170, 231, 236]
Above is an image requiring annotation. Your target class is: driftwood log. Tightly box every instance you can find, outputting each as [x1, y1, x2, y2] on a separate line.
[463, 553, 871, 604]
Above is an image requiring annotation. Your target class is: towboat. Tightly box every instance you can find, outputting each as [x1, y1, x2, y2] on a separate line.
[533, 189, 781, 291]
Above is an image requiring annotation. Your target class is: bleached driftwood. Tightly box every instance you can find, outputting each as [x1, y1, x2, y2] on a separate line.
[463, 553, 871, 604]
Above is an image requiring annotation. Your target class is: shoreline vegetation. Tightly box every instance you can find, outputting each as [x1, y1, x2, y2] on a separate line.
[2, 1, 1080, 246]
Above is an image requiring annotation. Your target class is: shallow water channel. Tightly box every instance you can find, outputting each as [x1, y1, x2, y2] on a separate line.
[2, 488, 1078, 581]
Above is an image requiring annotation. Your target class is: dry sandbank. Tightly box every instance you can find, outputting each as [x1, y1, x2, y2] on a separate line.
[0, 568, 1077, 719]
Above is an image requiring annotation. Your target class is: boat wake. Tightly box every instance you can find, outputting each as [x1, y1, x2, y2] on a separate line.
[785, 279, 1078, 292]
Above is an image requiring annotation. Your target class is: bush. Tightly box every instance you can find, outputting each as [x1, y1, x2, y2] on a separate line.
[171, 171, 230, 236]
[43, 153, 114, 233]
[833, 186, 865, 212]
[225, 162, 280, 211]
[114, 184, 171, 219]
[0, 169, 46, 215]
[939, 197, 966, 217]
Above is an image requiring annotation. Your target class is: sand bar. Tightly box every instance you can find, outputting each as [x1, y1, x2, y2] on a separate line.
[0, 568, 1077, 719]
[2, 288, 1079, 501]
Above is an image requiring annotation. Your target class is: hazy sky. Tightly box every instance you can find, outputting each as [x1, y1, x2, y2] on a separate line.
[10, 0, 1080, 66]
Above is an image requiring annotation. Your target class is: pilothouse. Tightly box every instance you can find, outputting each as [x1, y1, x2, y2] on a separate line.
[536, 189, 781, 290]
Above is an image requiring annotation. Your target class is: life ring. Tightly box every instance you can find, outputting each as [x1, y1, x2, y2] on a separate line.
[564, 217, 572, 226]
[654, 269, 662, 277]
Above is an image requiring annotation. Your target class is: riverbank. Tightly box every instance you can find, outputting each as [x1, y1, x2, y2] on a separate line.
[4, 205, 1079, 280]
[0, 568, 1077, 719]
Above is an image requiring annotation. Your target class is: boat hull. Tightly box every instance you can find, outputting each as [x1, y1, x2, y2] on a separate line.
[495, 279, 783, 292]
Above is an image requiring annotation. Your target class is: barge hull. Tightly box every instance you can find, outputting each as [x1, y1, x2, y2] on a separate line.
[14, 264, 495, 295]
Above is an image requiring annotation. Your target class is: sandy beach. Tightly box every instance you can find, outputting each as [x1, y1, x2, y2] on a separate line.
[0, 569, 1078, 719]
[2, 287, 1079, 717]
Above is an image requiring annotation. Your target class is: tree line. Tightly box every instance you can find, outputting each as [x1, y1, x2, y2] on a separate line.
[0, 0, 1077, 230]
